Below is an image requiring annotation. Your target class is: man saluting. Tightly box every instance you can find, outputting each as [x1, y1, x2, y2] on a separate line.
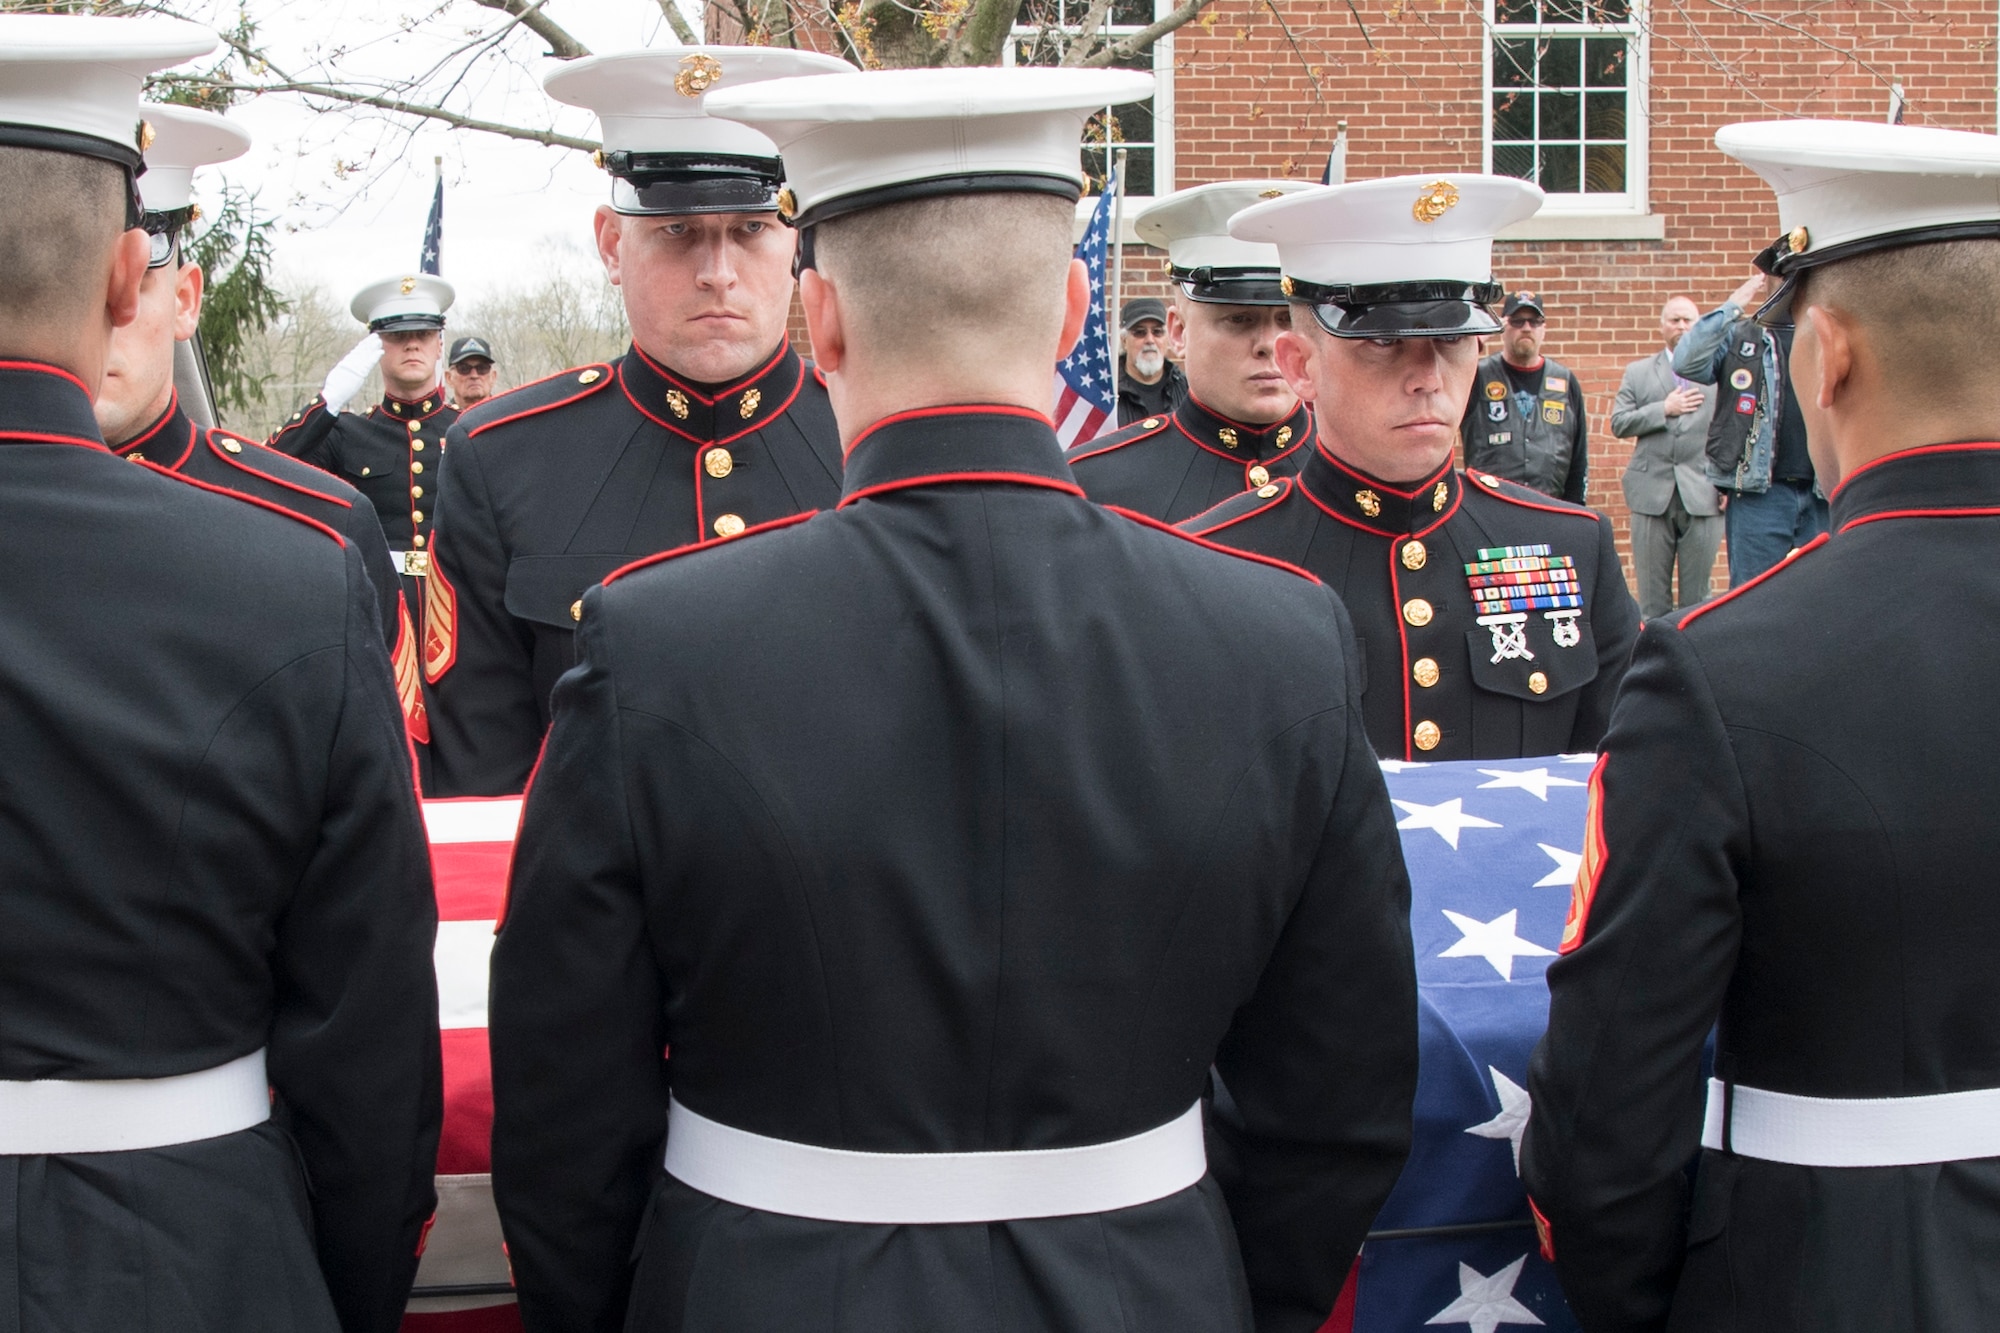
[489, 65, 1418, 1333]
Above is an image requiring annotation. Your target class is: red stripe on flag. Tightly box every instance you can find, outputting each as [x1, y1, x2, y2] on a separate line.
[438, 1027, 494, 1177]
[434, 841, 512, 922]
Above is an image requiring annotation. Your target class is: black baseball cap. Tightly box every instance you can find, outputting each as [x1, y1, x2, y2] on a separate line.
[1120, 297, 1168, 331]
[448, 336, 495, 367]
[1501, 292, 1545, 320]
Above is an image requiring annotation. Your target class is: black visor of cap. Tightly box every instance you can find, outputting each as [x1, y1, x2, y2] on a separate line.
[1288, 278, 1505, 338]
[1750, 218, 2000, 328]
[605, 151, 784, 216]
[142, 206, 194, 269]
[0, 122, 145, 228]
[790, 173, 1085, 274]
[1171, 265, 1288, 306]
[369, 314, 447, 334]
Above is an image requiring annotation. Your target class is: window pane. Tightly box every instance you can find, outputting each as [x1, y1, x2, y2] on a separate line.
[1539, 144, 1580, 193]
[1493, 36, 1537, 88]
[1117, 100, 1155, 144]
[1539, 90, 1579, 140]
[1492, 91, 1534, 142]
[1493, 143, 1535, 181]
[1585, 91, 1625, 141]
[1110, 0, 1151, 24]
[1584, 143, 1626, 193]
[1585, 38, 1626, 88]
[1545, 0, 1585, 20]
[1495, 0, 1536, 22]
[1122, 146, 1155, 197]
[1541, 37, 1580, 89]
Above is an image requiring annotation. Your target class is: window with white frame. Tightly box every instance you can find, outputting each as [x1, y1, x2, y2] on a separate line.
[1005, 0, 1172, 198]
[1487, 0, 1644, 211]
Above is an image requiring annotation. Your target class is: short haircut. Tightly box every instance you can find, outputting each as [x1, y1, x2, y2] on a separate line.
[0, 146, 126, 332]
[1799, 237, 2000, 391]
[813, 192, 1074, 373]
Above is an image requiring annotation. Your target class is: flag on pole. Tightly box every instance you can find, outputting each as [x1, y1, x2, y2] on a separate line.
[420, 158, 444, 275]
[1052, 167, 1120, 449]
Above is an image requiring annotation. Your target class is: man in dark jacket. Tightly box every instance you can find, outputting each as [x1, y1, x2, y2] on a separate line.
[1114, 295, 1183, 423]
[1461, 292, 1589, 503]
[489, 65, 1418, 1333]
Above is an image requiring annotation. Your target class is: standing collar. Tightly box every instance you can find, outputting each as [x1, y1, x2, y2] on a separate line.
[1830, 441, 2000, 532]
[380, 388, 450, 421]
[839, 405, 1083, 507]
[1299, 444, 1460, 537]
[619, 339, 804, 444]
[0, 362, 109, 451]
[112, 393, 196, 468]
[1173, 393, 1311, 463]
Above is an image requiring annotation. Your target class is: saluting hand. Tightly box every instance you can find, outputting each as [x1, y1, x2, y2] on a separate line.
[1728, 271, 1767, 312]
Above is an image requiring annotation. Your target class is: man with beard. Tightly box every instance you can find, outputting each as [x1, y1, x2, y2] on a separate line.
[1182, 175, 1639, 761]
[1461, 291, 1590, 503]
[1115, 296, 1180, 424]
[423, 45, 851, 797]
[1068, 180, 1318, 522]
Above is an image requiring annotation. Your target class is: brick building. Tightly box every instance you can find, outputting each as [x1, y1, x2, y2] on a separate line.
[1089, 0, 2000, 580]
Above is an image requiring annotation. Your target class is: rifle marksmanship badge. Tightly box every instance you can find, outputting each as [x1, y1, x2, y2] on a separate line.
[1465, 544, 1583, 663]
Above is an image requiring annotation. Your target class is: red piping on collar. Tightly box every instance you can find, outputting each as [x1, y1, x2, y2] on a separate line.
[1299, 468, 1464, 541]
[137, 460, 346, 546]
[465, 365, 614, 438]
[1675, 531, 1828, 630]
[1106, 505, 1322, 585]
[604, 509, 818, 586]
[117, 393, 194, 466]
[1464, 472, 1604, 521]
[1172, 393, 1306, 465]
[0, 359, 91, 394]
[1838, 504, 2000, 534]
[0, 429, 109, 452]
[207, 433, 355, 508]
[631, 338, 790, 406]
[383, 389, 449, 420]
[1181, 477, 1293, 536]
[1315, 445, 1454, 501]
[621, 356, 804, 448]
[845, 402, 1054, 456]
[838, 470, 1085, 509]
[1827, 440, 2000, 501]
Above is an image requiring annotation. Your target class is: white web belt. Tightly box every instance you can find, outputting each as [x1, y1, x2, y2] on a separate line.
[0, 1048, 270, 1155]
[664, 1097, 1206, 1224]
[1702, 1077, 2000, 1167]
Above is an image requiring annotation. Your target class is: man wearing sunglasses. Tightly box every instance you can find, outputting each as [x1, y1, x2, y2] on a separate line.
[444, 335, 497, 410]
[1461, 291, 1590, 504]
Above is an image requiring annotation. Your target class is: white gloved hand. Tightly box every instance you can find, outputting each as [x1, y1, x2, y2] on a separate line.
[321, 333, 384, 412]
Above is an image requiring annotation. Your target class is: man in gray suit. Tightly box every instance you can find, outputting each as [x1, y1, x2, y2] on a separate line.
[1612, 295, 1722, 617]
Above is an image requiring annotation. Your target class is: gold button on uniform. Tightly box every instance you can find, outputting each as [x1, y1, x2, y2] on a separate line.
[413, 440, 425, 451]
[570, 599, 582, 622]
[1401, 540, 1427, 570]
[1247, 465, 1270, 488]
[409, 420, 422, 434]
[714, 513, 745, 538]
[411, 485, 424, 498]
[412, 534, 426, 548]
[1141, 417, 1161, 430]
[1403, 598, 1434, 627]
[1528, 671, 1549, 695]
[1414, 721, 1442, 751]
[579, 368, 602, 385]
[1413, 657, 1440, 688]
[1256, 483, 1280, 498]
[411, 461, 424, 474]
[361, 466, 371, 476]
[704, 447, 734, 479]
[412, 509, 424, 524]
[221, 439, 243, 454]
[128, 451, 145, 463]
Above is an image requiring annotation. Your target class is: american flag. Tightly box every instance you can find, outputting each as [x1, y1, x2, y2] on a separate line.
[420, 165, 444, 276]
[1324, 754, 1595, 1333]
[1052, 166, 1119, 448]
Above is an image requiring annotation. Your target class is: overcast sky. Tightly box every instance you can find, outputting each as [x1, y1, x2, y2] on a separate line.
[175, 1, 705, 312]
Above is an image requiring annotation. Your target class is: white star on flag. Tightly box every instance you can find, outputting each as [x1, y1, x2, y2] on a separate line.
[1426, 1254, 1544, 1333]
[1465, 1066, 1532, 1173]
[1533, 843, 1581, 888]
[1378, 759, 1430, 774]
[1394, 798, 1502, 850]
[1476, 767, 1585, 801]
[1440, 909, 1555, 980]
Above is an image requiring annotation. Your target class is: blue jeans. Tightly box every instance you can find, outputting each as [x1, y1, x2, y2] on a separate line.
[1725, 478, 1828, 585]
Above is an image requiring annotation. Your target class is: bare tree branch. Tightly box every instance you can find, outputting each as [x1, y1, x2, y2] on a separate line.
[467, 0, 591, 60]
[1079, 0, 1207, 67]
[1698, 0, 1895, 86]
[653, 0, 703, 44]
[159, 74, 598, 151]
[1057, 0, 1119, 68]
[1260, 0, 1325, 104]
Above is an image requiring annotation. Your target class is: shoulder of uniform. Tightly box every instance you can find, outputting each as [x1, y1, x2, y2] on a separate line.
[204, 428, 360, 505]
[1180, 475, 1295, 537]
[1671, 532, 1830, 634]
[458, 363, 616, 438]
[1107, 502, 1321, 586]
[1066, 414, 1172, 465]
[136, 457, 348, 549]
[1463, 470, 1605, 523]
[267, 394, 327, 438]
[602, 509, 819, 589]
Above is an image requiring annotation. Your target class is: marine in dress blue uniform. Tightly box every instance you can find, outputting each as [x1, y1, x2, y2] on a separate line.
[422, 46, 851, 797]
[488, 66, 1418, 1333]
[1183, 174, 1638, 761]
[1068, 180, 1318, 521]
[0, 21, 441, 1331]
[1524, 119, 2000, 1333]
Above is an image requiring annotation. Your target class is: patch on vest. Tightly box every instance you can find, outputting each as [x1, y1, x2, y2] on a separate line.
[1541, 400, 1565, 425]
[1738, 340, 1758, 358]
[1545, 377, 1568, 395]
[1488, 401, 1507, 422]
[1487, 431, 1512, 444]
[1735, 393, 1757, 416]
[1729, 368, 1753, 390]
[1485, 380, 1507, 400]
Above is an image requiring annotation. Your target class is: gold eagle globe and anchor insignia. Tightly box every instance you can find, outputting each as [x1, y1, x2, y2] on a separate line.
[739, 388, 762, 419]
[665, 389, 691, 420]
[776, 187, 798, 221]
[1356, 489, 1383, 518]
[1413, 180, 1460, 224]
[400, 276, 418, 295]
[675, 53, 724, 98]
[1787, 225, 1811, 254]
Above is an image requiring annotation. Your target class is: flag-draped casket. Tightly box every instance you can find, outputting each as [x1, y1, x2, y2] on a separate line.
[405, 759, 1589, 1332]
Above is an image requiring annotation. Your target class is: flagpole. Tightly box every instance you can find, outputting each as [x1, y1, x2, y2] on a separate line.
[1108, 148, 1128, 404]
